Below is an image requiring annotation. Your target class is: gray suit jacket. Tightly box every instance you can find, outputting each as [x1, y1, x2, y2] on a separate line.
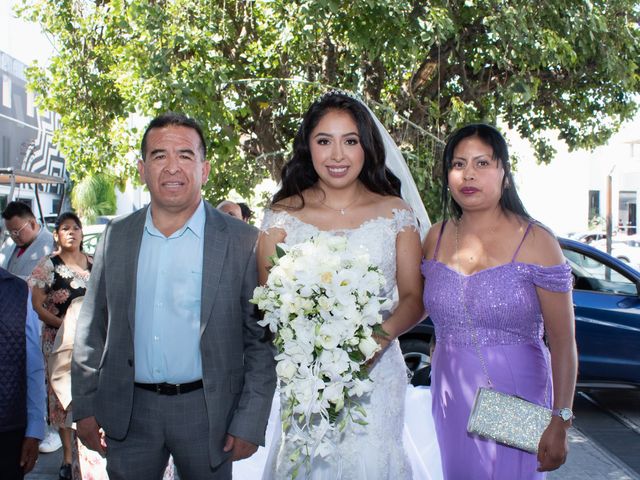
[71, 202, 276, 467]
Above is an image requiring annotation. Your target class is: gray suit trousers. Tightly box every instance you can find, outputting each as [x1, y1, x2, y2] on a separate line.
[105, 386, 232, 480]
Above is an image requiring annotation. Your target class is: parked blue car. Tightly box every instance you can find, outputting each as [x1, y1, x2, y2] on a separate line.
[400, 237, 640, 387]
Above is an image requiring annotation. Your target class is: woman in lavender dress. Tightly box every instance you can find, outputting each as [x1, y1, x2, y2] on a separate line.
[422, 124, 578, 479]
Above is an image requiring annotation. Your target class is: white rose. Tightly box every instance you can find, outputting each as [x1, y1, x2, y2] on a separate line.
[276, 358, 298, 381]
[358, 336, 380, 360]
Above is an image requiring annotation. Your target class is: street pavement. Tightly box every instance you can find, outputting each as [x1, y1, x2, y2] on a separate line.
[26, 423, 639, 479]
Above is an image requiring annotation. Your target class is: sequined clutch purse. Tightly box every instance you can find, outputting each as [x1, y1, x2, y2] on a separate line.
[467, 387, 552, 453]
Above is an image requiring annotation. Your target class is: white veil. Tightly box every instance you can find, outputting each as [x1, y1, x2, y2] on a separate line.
[357, 98, 431, 240]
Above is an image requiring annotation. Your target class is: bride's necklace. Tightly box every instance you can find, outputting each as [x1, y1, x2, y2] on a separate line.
[319, 191, 361, 216]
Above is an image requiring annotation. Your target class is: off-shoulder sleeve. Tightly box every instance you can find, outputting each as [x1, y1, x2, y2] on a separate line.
[28, 256, 54, 290]
[260, 208, 289, 233]
[392, 208, 419, 234]
[530, 263, 573, 292]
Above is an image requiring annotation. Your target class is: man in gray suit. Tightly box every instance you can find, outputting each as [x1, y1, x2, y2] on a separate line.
[72, 113, 276, 479]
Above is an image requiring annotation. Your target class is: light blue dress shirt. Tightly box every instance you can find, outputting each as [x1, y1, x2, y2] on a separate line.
[134, 201, 205, 384]
[26, 292, 46, 439]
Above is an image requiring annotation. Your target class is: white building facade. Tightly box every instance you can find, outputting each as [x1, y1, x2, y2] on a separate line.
[511, 116, 640, 237]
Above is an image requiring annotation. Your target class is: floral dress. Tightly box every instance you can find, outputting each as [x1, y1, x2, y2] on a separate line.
[29, 254, 93, 426]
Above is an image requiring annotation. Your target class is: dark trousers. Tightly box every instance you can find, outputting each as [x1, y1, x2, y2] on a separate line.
[0, 428, 26, 480]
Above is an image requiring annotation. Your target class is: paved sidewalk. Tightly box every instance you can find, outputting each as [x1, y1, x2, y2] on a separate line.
[27, 424, 639, 479]
[548, 427, 639, 480]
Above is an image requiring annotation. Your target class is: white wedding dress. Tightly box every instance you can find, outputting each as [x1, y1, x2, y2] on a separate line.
[232, 209, 442, 480]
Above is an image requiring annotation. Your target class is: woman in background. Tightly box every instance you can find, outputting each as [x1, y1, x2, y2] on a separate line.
[29, 212, 92, 480]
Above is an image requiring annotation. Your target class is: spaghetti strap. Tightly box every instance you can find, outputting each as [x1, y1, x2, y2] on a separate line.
[432, 220, 448, 260]
[511, 222, 533, 262]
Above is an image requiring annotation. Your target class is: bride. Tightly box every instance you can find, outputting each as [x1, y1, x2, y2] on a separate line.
[255, 91, 427, 479]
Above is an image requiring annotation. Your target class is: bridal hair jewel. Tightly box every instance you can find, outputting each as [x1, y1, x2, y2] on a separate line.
[316, 89, 359, 103]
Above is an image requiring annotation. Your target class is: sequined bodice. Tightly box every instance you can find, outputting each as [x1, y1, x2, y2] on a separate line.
[422, 259, 572, 347]
[262, 208, 418, 306]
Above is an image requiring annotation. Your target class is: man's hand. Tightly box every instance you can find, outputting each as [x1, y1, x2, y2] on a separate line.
[77, 416, 107, 455]
[223, 434, 258, 461]
[20, 437, 39, 473]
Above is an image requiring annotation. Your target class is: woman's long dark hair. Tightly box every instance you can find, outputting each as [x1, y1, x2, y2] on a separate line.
[441, 123, 530, 220]
[272, 92, 401, 208]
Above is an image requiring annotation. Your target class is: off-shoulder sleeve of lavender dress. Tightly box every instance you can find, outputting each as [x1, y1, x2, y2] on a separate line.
[528, 262, 573, 292]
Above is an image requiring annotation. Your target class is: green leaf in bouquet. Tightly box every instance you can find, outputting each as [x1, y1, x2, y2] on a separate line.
[354, 404, 368, 419]
[338, 416, 349, 431]
[349, 350, 365, 363]
[372, 324, 389, 338]
[275, 244, 287, 259]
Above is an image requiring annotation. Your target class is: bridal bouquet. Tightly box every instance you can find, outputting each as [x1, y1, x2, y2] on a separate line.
[251, 232, 390, 475]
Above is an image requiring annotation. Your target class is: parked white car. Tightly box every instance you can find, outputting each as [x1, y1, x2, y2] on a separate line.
[592, 235, 640, 270]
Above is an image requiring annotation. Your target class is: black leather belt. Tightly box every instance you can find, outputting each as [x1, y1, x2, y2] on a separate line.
[134, 380, 203, 395]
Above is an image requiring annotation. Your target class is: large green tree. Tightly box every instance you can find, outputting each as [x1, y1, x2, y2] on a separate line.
[18, 0, 640, 212]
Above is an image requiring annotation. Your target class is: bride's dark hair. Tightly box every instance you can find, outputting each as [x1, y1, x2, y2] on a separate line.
[272, 92, 401, 208]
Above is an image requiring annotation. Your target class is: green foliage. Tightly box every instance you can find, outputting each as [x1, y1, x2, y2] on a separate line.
[17, 0, 640, 216]
[70, 173, 117, 224]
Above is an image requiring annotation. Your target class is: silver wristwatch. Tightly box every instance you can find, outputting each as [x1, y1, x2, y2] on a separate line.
[552, 407, 574, 422]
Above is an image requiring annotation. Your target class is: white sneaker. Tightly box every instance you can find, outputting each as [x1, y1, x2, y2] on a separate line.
[39, 426, 62, 453]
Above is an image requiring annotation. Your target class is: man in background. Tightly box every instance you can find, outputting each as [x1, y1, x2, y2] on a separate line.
[1, 203, 59, 453]
[0, 267, 46, 479]
[1, 202, 54, 281]
[237, 203, 253, 224]
[216, 200, 243, 220]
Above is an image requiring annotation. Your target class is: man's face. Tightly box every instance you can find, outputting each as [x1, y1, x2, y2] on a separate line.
[137, 125, 211, 216]
[4, 216, 38, 247]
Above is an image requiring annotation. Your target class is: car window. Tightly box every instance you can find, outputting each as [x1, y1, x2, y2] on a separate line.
[562, 248, 637, 295]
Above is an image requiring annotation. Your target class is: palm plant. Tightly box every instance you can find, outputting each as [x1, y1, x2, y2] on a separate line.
[71, 174, 117, 225]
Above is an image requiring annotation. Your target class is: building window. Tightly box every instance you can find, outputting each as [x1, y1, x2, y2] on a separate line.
[588, 190, 600, 222]
[26, 90, 35, 117]
[2, 74, 11, 108]
[619, 191, 637, 235]
[2, 135, 9, 168]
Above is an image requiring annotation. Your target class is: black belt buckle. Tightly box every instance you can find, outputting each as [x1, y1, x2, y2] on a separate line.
[136, 380, 203, 395]
[156, 383, 177, 395]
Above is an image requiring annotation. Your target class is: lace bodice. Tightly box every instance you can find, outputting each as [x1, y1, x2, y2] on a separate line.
[262, 208, 419, 308]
